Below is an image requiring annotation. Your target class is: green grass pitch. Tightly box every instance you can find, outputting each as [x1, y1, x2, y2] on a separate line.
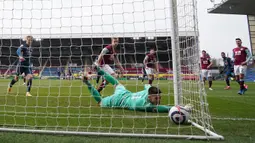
[0, 79, 254, 143]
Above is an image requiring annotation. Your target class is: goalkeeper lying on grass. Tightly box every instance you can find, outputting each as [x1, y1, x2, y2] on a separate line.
[83, 66, 191, 113]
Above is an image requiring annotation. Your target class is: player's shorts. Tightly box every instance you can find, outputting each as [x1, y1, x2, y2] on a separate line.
[234, 65, 247, 75]
[201, 69, 212, 78]
[101, 84, 129, 108]
[225, 70, 234, 77]
[101, 64, 115, 75]
[145, 67, 155, 75]
[16, 64, 32, 76]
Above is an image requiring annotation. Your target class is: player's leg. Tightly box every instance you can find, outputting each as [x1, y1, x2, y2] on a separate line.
[224, 71, 231, 90]
[145, 68, 154, 85]
[141, 67, 147, 83]
[239, 66, 248, 95]
[96, 74, 101, 84]
[23, 76, 26, 84]
[8, 65, 22, 93]
[97, 79, 109, 92]
[207, 70, 213, 90]
[201, 70, 207, 85]
[22, 73, 26, 85]
[141, 74, 146, 83]
[25, 67, 33, 96]
[96, 65, 119, 86]
[234, 65, 240, 85]
[97, 65, 115, 92]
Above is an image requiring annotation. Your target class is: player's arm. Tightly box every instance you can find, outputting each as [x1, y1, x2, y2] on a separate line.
[114, 54, 124, 72]
[232, 50, 235, 62]
[135, 105, 171, 113]
[207, 57, 213, 69]
[243, 49, 252, 64]
[143, 55, 149, 68]
[16, 46, 25, 61]
[96, 48, 108, 65]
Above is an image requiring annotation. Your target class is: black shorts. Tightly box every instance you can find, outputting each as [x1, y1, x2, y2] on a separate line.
[16, 64, 32, 76]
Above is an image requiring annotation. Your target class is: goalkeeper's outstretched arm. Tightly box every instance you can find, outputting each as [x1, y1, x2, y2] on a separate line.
[135, 105, 172, 113]
[82, 65, 120, 104]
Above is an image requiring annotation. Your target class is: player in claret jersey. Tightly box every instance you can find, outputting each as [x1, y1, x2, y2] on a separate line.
[95, 37, 125, 92]
[232, 38, 252, 95]
[143, 48, 158, 85]
[200, 50, 213, 90]
[82, 65, 192, 113]
[221, 52, 235, 90]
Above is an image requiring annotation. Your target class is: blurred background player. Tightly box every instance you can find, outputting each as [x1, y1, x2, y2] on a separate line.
[200, 50, 213, 90]
[7, 36, 34, 96]
[68, 67, 73, 80]
[95, 37, 124, 92]
[221, 52, 235, 90]
[143, 48, 158, 85]
[57, 67, 61, 79]
[79, 70, 83, 79]
[83, 65, 192, 113]
[232, 38, 252, 95]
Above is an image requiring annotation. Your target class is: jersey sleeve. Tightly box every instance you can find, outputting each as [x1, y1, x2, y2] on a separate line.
[100, 48, 109, 55]
[245, 48, 252, 63]
[135, 105, 171, 113]
[207, 55, 212, 63]
[16, 45, 23, 57]
[144, 84, 151, 91]
[143, 55, 149, 65]
[232, 50, 235, 61]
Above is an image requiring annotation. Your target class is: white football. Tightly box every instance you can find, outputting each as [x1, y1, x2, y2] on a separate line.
[169, 105, 190, 124]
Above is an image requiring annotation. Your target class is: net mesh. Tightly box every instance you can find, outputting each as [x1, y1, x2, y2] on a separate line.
[0, 0, 220, 138]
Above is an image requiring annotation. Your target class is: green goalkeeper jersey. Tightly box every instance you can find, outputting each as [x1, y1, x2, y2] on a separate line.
[101, 84, 171, 113]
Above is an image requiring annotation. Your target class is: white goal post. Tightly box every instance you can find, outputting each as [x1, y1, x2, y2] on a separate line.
[0, 0, 223, 140]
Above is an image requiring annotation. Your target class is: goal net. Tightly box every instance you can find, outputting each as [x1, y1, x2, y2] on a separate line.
[0, 0, 223, 140]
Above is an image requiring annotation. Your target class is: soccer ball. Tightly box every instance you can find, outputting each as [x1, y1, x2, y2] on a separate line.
[169, 105, 190, 124]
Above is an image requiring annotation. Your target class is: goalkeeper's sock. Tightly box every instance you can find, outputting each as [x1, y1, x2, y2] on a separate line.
[26, 78, 32, 92]
[226, 79, 230, 86]
[83, 78, 102, 103]
[9, 79, 17, 88]
[209, 81, 212, 88]
[97, 69, 119, 86]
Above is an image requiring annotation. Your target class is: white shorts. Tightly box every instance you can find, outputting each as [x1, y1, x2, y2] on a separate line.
[201, 69, 212, 78]
[234, 65, 247, 75]
[102, 64, 115, 75]
[145, 67, 155, 75]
